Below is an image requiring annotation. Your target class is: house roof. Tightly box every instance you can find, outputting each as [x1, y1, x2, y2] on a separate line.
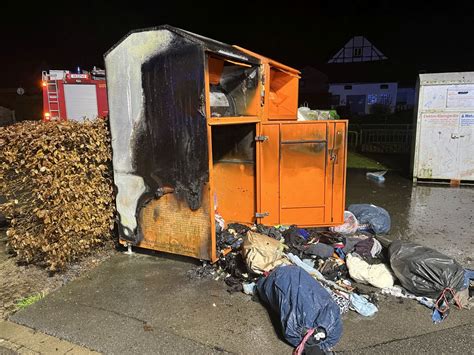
[328, 36, 387, 64]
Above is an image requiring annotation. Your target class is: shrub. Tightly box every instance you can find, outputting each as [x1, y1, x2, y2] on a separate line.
[0, 119, 115, 271]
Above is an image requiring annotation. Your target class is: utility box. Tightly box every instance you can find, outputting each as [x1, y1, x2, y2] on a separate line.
[412, 72, 474, 183]
[105, 25, 347, 261]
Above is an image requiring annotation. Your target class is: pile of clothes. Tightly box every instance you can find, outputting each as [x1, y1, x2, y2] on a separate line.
[201, 204, 472, 354]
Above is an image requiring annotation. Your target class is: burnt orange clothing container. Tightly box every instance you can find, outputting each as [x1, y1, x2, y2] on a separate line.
[105, 26, 347, 261]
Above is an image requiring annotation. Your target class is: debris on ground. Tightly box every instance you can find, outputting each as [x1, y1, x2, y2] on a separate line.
[186, 205, 473, 353]
[366, 170, 387, 183]
[0, 119, 115, 271]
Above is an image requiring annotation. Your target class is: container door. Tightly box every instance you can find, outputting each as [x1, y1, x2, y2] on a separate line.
[258, 122, 346, 226]
[258, 124, 280, 225]
[329, 122, 347, 224]
[416, 113, 460, 179]
[279, 122, 329, 226]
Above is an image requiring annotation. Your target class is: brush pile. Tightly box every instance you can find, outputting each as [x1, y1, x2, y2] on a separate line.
[0, 119, 115, 271]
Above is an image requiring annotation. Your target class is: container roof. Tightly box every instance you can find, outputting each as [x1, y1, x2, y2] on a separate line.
[105, 25, 260, 65]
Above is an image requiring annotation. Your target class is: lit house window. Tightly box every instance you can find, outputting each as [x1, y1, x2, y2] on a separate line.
[368, 94, 377, 105]
[353, 47, 363, 57]
[379, 93, 391, 105]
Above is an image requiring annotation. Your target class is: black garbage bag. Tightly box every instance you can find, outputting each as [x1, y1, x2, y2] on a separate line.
[257, 265, 342, 351]
[348, 204, 391, 234]
[389, 240, 465, 299]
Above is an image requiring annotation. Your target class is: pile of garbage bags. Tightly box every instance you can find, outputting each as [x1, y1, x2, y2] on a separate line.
[202, 204, 473, 353]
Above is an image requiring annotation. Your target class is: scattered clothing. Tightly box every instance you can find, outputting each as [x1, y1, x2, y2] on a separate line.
[463, 269, 474, 289]
[302, 259, 316, 268]
[298, 228, 310, 239]
[242, 282, 256, 295]
[225, 276, 243, 294]
[346, 254, 394, 289]
[227, 223, 251, 235]
[319, 258, 348, 282]
[370, 238, 383, 257]
[287, 253, 348, 293]
[381, 286, 435, 308]
[215, 213, 225, 232]
[305, 242, 334, 259]
[256, 224, 283, 240]
[330, 290, 350, 314]
[349, 293, 378, 317]
[353, 237, 374, 258]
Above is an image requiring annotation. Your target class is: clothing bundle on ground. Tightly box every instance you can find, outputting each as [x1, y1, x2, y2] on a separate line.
[257, 266, 343, 351]
[187, 203, 471, 352]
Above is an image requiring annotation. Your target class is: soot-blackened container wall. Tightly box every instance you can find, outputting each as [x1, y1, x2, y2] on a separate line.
[105, 28, 212, 259]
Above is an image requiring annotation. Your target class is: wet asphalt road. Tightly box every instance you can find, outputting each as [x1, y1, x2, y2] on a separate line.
[8, 170, 474, 354]
[347, 170, 473, 266]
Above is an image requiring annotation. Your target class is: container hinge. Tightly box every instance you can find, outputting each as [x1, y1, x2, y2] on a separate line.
[255, 135, 268, 142]
[255, 212, 270, 218]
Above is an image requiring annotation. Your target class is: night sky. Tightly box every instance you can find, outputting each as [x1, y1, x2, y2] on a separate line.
[2, 1, 473, 89]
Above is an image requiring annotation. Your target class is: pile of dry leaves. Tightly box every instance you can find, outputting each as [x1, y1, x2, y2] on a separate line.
[0, 119, 115, 271]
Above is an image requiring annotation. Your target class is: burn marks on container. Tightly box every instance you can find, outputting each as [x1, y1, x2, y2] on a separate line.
[137, 35, 209, 212]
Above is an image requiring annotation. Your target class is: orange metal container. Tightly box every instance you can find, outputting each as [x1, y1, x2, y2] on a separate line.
[105, 26, 347, 262]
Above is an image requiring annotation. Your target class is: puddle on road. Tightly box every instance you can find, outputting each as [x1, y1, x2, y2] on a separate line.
[346, 170, 474, 266]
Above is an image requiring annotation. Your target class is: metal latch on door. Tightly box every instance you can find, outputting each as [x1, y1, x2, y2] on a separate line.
[255, 135, 268, 142]
[255, 212, 269, 218]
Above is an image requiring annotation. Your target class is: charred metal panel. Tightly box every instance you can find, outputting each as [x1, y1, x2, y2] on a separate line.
[139, 35, 208, 212]
[105, 26, 260, 258]
[105, 25, 259, 66]
[105, 29, 175, 242]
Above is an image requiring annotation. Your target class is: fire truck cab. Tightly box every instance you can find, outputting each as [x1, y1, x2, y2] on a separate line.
[41, 67, 108, 121]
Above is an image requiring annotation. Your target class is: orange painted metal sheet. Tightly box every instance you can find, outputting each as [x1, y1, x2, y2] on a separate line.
[331, 122, 347, 224]
[280, 142, 326, 208]
[259, 124, 280, 225]
[280, 123, 328, 224]
[280, 122, 327, 141]
[325, 123, 335, 223]
[268, 68, 299, 120]
[213, 162, 255, 224]
[258, 121, 347, 227]
[138, 187, 211, 260]
[208, 57, 224, 85]
[281, 207, 325, 226]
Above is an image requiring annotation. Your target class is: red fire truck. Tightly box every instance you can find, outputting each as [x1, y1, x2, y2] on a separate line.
[41, 67, 108, 121]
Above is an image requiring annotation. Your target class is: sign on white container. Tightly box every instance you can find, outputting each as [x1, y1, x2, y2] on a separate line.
[413, 72, 474, 182]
